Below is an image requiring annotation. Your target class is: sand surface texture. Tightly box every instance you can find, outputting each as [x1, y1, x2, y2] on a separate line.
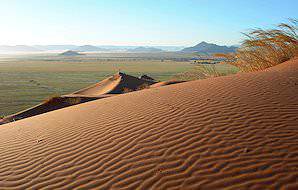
[0, 58, 297, 189]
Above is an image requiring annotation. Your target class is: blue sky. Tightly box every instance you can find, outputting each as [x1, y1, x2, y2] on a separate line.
[0, 0, 297, 46]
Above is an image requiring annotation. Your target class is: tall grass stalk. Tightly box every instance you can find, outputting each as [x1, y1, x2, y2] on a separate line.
[216, 19, 298, 72]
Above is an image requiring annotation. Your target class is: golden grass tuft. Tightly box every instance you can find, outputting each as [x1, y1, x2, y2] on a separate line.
[43, 96, 64, 104]
[122, 87, 134, 93]
[136, 83, 150, 91]
[43, 96, 82, 105]
[216, 19, 298, 72]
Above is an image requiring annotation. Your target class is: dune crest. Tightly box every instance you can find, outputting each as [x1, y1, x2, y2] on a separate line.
[71, 72, 156, 96]
[150, 80, 186, 88]
[0, 58, 298, 189]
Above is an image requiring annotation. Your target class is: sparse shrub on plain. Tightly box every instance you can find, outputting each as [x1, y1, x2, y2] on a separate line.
[173, 71, 205, 81]
[195, 64, 223, 78]
[174, 63, 238, 81]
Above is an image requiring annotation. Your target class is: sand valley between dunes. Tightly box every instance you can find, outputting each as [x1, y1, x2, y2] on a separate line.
[0, 58, 297, 189]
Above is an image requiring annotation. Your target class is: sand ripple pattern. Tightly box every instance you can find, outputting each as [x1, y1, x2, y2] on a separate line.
[0, 58, 298, 189]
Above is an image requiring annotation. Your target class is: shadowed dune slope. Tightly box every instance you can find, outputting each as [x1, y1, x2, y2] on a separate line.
[0, 58, 298, 189]
[71, 72, 156, 96]
[0, 96, 109, 125]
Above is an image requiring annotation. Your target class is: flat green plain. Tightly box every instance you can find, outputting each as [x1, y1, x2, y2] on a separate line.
[0, 53, 238, 116]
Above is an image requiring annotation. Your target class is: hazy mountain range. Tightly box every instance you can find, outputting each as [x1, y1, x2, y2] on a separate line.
[0, 45, 184, 53]
[0, 42, 238, 54]
[182, 41, 238, 54]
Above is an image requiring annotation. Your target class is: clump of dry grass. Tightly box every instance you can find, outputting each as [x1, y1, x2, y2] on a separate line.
[65, 97, 82, 105]
[136, 83, 150, 91]
[216, 19, 298, 72]
[122, 87, 133, 93]
[43, 96, 82, 105]
[43, 96, 64, 104]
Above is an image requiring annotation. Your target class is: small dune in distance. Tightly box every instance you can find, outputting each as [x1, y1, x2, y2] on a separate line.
[59, 50, 84, 56]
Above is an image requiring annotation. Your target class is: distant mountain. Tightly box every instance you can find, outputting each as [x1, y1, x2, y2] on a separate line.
[0, 45, 42, 53]
[129, 47, 164, 53]
[74, 45, 108, 52]
[59, 50, 83, 56]
[182, 42, 237, 54]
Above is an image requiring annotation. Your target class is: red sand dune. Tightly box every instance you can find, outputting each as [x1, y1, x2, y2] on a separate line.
[0, 58, 298, 189]
[71, 72, 156, 96]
